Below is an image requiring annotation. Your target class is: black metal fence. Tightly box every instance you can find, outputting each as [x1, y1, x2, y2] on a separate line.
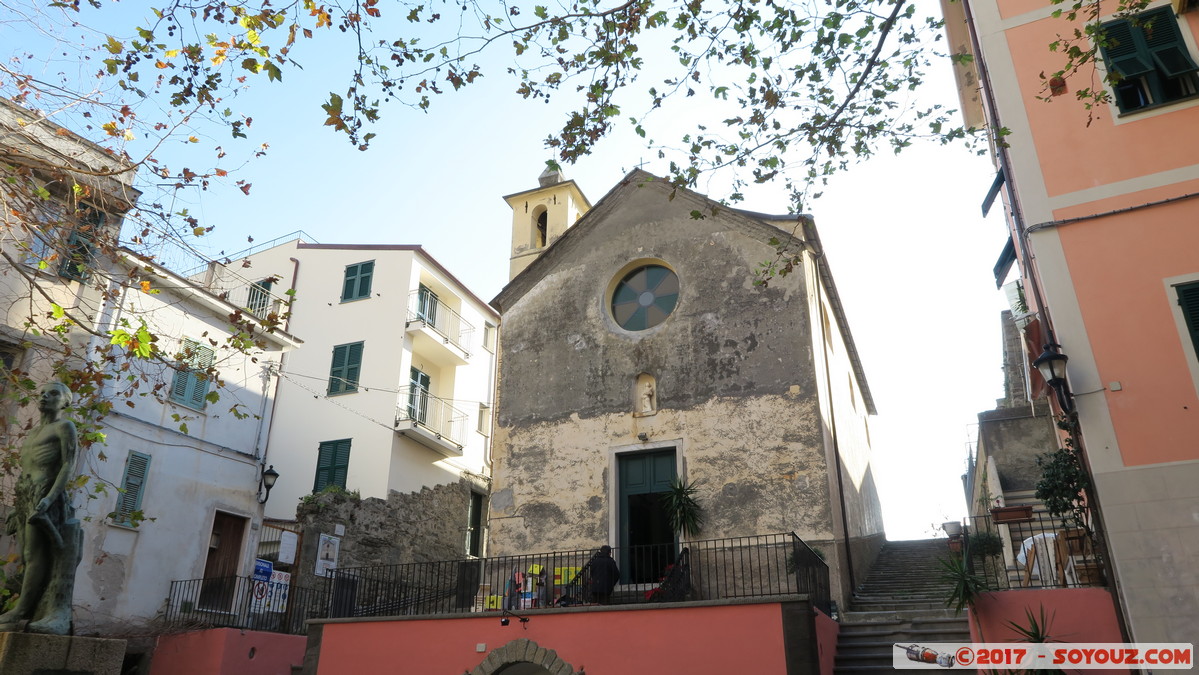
[164, 532, 829, 634]
[328, 532, 829, 619]
[164, 575, 330, 635]
[963, 512, 1106, 590]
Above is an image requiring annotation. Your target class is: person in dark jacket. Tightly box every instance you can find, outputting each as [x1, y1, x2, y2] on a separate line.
[588, 545, 620, 604]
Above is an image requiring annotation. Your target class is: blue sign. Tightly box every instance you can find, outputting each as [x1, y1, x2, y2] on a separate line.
[253, 558, 273, 583]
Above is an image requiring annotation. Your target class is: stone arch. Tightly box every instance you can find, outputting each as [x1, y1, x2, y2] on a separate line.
[532, 206, 549, 248]
[470, 638, 582, 675]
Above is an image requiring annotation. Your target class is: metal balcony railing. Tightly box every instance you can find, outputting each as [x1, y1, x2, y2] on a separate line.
[326, 532, 829, 619]
[406, 289, 474, 354]
[961, 512, 1106, 590]
[164, 575, 330, 635]
[395, 386, 468, 446]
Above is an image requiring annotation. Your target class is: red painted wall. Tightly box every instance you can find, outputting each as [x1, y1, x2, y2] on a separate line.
[814, 608, 839, 675]
[150, 628, 306, 675]
[316, 603, 792, 674]
[969, 589, 1128, 674]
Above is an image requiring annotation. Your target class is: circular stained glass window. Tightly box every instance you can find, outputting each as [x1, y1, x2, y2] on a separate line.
[611, 264, 679, 331]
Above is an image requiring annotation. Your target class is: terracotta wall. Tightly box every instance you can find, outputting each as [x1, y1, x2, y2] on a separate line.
[969, 589, 1128, 674]
[815, 607, 839, 675]
[150, 628, 306, 675]
[313, 603, 803, 674]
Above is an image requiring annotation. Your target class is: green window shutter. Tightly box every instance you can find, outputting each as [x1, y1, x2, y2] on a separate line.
[313, 439, 351, 492]
[328, 342, 363, 395]
[58, 229, 96, 281]
[1100, 19, 1154, 79]
[170, 339, 215, 409]
[341, 261, 374, 301]
[116, 451, 152, 525]
[1178, 283, 1199, 355]
[1142, 7, 1199, 78]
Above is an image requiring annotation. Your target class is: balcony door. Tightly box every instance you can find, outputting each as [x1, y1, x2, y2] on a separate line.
[416, 284, 439, 326]
[617, 449, 677, 584]
[408, 368, 431, 425]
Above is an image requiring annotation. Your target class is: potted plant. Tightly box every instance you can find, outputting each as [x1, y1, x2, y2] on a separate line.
[942, 521, 963, 537]
[662, 477, 704, 539]
[990, 502, 1034, 523]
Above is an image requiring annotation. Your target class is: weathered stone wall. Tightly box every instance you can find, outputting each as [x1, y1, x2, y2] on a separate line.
[491, 395, 836, 555]
[491, 178, 838, 555]
[293, 481, 472, 590]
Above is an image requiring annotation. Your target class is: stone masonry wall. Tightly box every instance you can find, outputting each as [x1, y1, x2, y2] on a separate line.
[293, 481, 473, 590]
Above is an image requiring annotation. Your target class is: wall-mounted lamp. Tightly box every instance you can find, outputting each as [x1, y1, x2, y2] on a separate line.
[500, 608, 529, 628]
[1032, 343, 1073, 412]
[257, 464, 280, 504]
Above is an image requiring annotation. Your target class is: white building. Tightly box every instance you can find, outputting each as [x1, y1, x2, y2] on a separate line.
[202, 239, 498, 555]
[73, 256, 299, 633]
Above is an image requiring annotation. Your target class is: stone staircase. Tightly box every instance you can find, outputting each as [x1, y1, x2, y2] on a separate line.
[834, 539, 971, 674]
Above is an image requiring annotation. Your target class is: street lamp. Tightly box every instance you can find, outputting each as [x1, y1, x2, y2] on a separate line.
[257, 464, 280, 504]
[1033, 343, 1072, 411]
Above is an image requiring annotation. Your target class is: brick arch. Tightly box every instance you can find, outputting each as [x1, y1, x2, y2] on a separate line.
[470, 638, 582, 675]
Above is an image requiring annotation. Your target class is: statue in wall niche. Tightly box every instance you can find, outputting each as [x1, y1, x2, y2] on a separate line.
[0, 382, 84, 635]
[635, 374, 657, 414]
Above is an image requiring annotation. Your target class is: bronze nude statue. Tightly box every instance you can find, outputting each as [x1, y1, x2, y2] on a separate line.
[0, 382, 83, 635]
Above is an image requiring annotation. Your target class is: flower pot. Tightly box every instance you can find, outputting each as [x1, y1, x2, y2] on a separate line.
[942, 521, 963, 537]
[990, 505, 1034, 523]
[947, 538, 963, 553]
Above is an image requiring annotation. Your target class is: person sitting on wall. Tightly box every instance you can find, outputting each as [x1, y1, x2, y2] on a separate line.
[587, 545, 620, 604]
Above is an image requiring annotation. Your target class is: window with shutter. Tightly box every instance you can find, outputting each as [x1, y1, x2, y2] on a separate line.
[327, 342, 364, 395]
[313, 439, 352, 492]
[1177, 282, 1199, 356]
[1100, 7, 1199, 112]
[341, 261, 374, 302]
[115, 451, 152, 526]
[169, 339, 216, 409]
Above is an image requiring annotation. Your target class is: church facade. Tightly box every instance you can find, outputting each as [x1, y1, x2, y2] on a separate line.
[488, 169, 884, 602]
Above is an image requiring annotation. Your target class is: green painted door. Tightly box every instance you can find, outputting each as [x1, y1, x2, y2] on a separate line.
[617, 449, 677, 583]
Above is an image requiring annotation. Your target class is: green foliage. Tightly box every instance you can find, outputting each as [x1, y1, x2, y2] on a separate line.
[1035, 416, 1090, 526]
[660, 477, 704, 538]
[298, 484, 363, 514]
[939, 554, 988, 615]
[1004, 605, 1059, 674]
[968, 530, 1004, 558]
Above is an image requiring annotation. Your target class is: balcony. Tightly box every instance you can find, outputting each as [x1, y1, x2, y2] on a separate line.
[405, 289, 473, 366]
[958, 512, 1107, 590]
[395, 386, 468, 457]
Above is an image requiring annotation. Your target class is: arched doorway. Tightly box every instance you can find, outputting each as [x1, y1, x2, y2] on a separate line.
[471, 639, 580, 675]
[496, 664, 553, 675]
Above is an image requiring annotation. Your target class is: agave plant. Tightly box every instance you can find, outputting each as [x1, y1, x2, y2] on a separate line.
[940, 555, 988, 615]
[662, 478, 705, 539]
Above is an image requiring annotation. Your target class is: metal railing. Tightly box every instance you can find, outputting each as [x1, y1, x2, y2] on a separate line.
[395, 386, 468, 446]
[327, 532, 829, 619]
[406, 290, 474, 354]
[963, 512, 1106, 590]
[164, 575, 330, 635]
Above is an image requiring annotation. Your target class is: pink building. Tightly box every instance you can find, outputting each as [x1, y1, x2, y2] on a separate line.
[945, 0, 1199, 642]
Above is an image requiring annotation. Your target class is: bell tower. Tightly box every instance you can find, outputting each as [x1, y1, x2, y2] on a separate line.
[504, 166, 592, 281]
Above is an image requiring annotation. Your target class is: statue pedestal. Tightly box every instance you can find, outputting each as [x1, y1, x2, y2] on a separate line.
[0, 632, 126, 675]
